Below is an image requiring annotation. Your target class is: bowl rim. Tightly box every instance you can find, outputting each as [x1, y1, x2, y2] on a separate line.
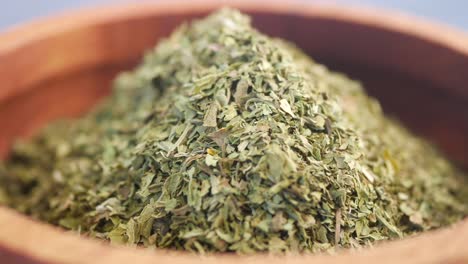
[0, 1, 467, 263]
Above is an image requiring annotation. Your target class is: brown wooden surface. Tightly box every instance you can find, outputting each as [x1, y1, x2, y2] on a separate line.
[0, 0, 467, 263]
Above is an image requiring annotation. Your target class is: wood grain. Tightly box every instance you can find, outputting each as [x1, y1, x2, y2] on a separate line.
[0, 0, 467, 263]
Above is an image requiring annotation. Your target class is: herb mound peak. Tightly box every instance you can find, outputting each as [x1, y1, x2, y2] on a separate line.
[1, 9, 467, 253]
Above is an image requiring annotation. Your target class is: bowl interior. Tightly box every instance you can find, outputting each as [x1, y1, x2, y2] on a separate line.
[1, 8, 467, 167]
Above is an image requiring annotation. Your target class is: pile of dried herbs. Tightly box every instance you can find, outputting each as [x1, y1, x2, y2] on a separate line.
[0, 9, 467, 253]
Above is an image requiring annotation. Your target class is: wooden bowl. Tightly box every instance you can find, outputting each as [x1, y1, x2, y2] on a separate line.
[0, 1, 467, 263]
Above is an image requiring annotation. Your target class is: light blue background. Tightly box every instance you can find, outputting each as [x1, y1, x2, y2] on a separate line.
[1, 0, 468, 32]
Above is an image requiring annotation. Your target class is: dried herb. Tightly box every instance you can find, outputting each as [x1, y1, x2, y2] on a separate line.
[0, 9, 467, 254]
